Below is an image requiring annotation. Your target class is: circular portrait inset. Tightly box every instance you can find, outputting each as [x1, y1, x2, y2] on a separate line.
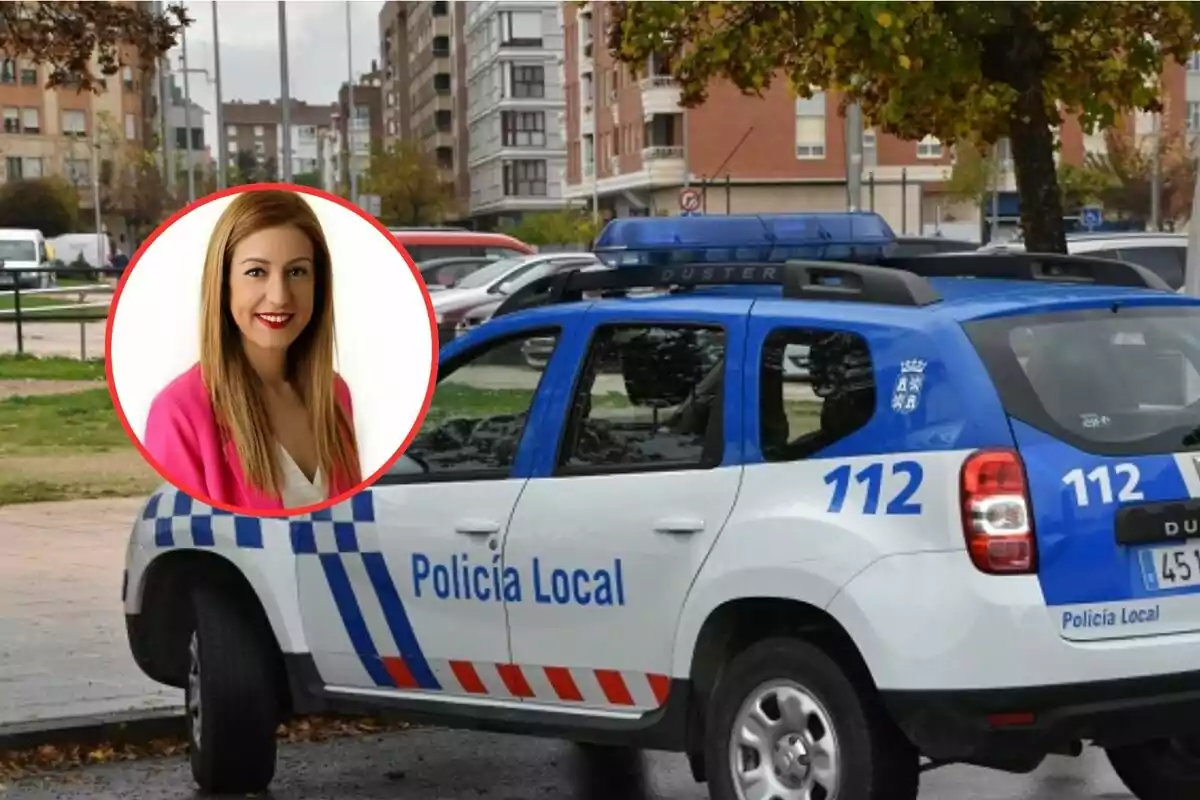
[107, 184, 437, 516]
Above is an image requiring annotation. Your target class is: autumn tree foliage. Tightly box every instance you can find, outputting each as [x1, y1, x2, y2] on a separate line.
[608, 2, 1200, 253]
[362, 141, 456, 226]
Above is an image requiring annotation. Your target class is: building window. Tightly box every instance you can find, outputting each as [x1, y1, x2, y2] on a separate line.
[19, 65, 36, 86]
[916, 135, 942, 159]
[5, 157, 20, 180]
[65, 158, 90, 186]
[433, 35, 450, 57]
[436, 146, 453, 170]
[122, 65, 134, 91]
[124, 112, 137, 140]
[388, 119, 396, 136]
[499, 10, 542, 47]
[503, 159, 547, 196]
[227, 141, 238, 153]
[502, 110, 546, 147]
[254, 125, 264, 137]
[62, 109, 86, 136]
[511, 64, 545, 98]
[434, 72, 452, 94]
[22, 108, 39, 134]
[794, 92, 825, 159]
[23, 157, 42, 178]
[1190, 52, 1200, 73]
[2, 108, 18, 134]
[0, 60, 14, 84]
[1188, 102, 1200, 133]
[436, 109, 452, 132]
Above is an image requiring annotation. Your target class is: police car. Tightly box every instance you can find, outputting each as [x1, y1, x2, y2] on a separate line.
[124, 212, 1200, 800]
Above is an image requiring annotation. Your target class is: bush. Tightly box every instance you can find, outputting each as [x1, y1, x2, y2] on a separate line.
[0, 178, 78, 237]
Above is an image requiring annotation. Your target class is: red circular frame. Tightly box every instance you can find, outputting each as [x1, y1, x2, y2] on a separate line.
[104, 182, 440, 518]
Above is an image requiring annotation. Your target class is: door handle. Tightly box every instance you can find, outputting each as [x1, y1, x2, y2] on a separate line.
[654, 517, 705, 535]
[454, 519, 500, 536]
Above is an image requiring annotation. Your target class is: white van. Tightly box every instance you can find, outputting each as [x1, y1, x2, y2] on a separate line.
[49, 232, 113, 273]
[0, 228, 53, 289]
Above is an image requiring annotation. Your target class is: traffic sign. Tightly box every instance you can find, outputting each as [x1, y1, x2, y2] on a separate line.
[1081, 204, 1103, 231]
[679, 187, 701, 213]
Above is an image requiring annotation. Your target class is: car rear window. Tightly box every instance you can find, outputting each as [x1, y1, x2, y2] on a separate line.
[966, 306, 1200, 455]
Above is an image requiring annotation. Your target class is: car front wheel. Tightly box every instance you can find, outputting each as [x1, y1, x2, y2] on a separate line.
[704, 636, 918, 800]
[186, 581, 280, 795]
[1107, 738, 1200, 800]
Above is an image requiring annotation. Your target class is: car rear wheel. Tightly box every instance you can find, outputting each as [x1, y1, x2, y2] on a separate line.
[187, 581, 280, 795]
[704, 636, 918, 800]
[1107, 737, 1200, 800]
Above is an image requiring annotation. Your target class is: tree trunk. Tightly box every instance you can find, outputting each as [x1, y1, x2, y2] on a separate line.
[1009, 86, 1067, 253]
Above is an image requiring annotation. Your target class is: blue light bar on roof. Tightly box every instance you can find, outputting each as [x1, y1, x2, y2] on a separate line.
[592, 212, 897, 266]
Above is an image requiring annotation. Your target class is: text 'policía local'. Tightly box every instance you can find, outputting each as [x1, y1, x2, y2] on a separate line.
[412, 553, 627, 607]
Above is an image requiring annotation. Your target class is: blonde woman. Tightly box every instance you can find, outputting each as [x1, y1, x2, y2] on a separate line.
[143, 189, 362, 510]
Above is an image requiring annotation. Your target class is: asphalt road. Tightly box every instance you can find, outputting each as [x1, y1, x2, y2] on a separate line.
[1, 727, 1137, 800]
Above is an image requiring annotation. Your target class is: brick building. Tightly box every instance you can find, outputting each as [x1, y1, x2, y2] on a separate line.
[562, 1, 1196, 239]
[222, 99, 335, 186]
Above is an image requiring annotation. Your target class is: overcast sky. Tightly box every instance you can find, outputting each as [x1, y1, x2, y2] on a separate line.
[164, 0, 385, 148]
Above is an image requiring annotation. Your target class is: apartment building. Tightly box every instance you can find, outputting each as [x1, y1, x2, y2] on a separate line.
[331, 66, 384, 196]
[162, 75, 210, 183]
[378, 0, 470, 215]
[379, 1, 412, 144]
[562, 2, 1196, 238]
[222, 99, 335, 185]
[0, 46, 155, 236]
[464, 1, 568, 228]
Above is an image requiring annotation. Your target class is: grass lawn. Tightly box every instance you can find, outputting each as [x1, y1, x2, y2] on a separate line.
[0, 353, 106, 381]
[0, 387, 157, 505]
[0, 291, 109, 320]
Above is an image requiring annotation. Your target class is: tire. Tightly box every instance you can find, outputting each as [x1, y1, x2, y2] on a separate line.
[704, 636, 918, 800]
[1107, 738, 1200, 800]
[186, 580, 280, 795]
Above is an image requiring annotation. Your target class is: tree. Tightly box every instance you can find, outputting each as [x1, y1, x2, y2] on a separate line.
[0, 178, 79, 237]
[1060, 124, 1197, 225]
[608, 2, 1200, 253]
[0, 2, 190, 92]
[499, 209, 601, 247]
[362, 141, 455, 226]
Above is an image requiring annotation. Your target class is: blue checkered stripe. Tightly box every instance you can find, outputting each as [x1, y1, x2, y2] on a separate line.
[143, 489, 264, 549]
[288, 491, 378, 555]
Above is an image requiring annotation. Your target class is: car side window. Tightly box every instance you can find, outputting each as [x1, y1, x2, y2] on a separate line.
[384, 329, 561, 482]
[759, 328, 876, 462]
[557, 324, 726, 474]
[1116, 246, 1185, 289]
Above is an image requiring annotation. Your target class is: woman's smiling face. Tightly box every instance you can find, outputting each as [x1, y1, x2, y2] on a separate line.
[227, 224, 316, 354]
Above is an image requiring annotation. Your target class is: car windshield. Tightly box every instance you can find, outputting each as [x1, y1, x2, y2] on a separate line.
[452, 256, 531, 290]
[966, 305, 1200, 455]
[0, 240, 37, 261]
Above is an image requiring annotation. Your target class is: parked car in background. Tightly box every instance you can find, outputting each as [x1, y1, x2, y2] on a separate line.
[417, 256, 501, 292]
[978, 231, 1188, 291]
[891, 236, 979, 256]
[390, 229, 533, 263]
[432, 252, 600, 345]
[0, 228, 53, 288]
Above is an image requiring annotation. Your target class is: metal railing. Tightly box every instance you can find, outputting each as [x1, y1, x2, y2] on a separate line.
[0, 266, 122, 359]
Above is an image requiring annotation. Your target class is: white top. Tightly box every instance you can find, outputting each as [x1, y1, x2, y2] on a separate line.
[278, 444, 326, 508]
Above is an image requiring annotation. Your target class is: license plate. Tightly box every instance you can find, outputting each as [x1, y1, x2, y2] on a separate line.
[1140, 545, 1200, 590]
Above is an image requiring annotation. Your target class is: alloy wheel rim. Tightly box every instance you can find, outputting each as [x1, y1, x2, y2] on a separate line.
[728, 679, 840, 800]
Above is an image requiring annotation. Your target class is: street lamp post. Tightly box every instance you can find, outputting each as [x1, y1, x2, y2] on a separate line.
[91, 124, 103, 271]
[278, 1, 293, 183]
[212, 1, 227, 190]
[346, 0, 357, 201]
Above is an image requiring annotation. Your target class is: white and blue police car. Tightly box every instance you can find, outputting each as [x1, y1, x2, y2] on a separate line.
[124, 212, 1200, 800]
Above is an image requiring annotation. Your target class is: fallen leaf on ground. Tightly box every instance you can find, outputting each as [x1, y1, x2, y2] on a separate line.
[0, 715, 411, 784]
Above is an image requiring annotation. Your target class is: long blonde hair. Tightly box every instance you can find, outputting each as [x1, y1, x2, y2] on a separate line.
[199, 189, 361, 500]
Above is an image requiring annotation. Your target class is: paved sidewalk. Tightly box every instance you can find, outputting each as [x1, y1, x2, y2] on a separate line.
[0, 497, 179, 727]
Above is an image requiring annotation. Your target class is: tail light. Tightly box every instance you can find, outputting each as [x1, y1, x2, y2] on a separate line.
[960, 449, 1037, 574]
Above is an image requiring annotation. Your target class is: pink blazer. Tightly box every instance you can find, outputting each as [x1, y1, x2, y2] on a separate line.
[143, 362, 358, 511]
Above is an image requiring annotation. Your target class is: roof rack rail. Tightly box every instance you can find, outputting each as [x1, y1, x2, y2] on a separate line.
[878, 251, 1170, 290]
[492, 260, 941, 318]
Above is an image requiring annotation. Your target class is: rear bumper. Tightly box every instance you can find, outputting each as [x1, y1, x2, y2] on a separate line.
[884, 668, 1200, 770]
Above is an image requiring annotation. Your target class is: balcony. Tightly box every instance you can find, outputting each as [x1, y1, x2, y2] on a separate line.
[639, 76, 682, 116]
[643, 145, 683, 162]
[641, 146, 686, 185]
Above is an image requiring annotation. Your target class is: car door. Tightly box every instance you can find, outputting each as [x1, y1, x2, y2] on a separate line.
[295, 317, 574, 699]
[501, 300, 749, 712]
